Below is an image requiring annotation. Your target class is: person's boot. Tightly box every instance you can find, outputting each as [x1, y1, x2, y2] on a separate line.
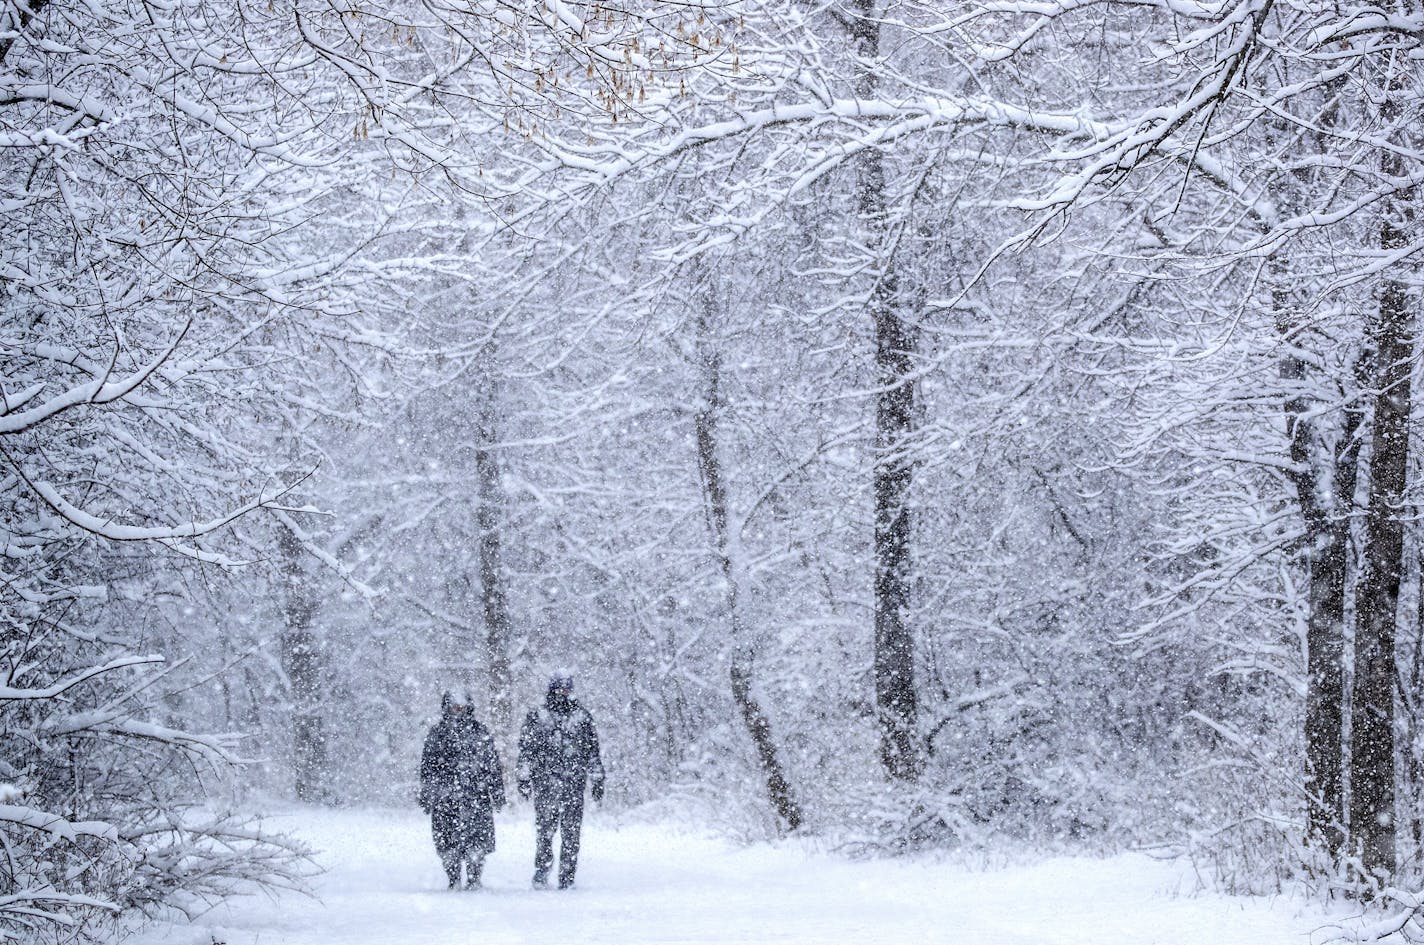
[532, 869, 549, 889]
[466, 856, 484, 890]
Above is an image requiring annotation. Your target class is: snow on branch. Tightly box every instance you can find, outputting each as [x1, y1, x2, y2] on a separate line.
[544, 94, 1106, 187]
[1307, 10, 1424, 47]
[0, 654, 163, 701]
[45, 714, 241, 767]
[0, 319, 191, 435]
[270, 508, 381, 602]
[0, 805, 120, 845]
[0, 460, 306, 565]
[120, 811, 316, 921]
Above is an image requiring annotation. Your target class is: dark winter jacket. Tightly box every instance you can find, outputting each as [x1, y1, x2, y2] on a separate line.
[516, 695, 605, 793]
[419, 713, 506, 815]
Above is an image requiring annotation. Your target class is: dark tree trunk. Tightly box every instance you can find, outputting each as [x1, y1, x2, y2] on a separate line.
[1409, 558, 1424, 860]
[1304, 422, 1362, 863]
[693, 313, 803, 832]
[1410, 601, 1424, 861]
[278, 521, 326, 803]
[871, 290, 921, 782]
[473, 390, 512, 729]
[1277, 288, 1363, 862]
[849, 0, 921, 782]
[1350, 205, 1412, 887]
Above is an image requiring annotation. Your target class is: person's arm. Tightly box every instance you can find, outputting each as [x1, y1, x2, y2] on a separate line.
[586, 713, 606, 802]
[516, 711, 535, 799]
[418, 729, 438, 812]
[484, 731, 507, 809]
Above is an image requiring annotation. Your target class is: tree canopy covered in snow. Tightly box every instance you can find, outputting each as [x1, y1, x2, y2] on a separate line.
[5, 0, 1424, 938]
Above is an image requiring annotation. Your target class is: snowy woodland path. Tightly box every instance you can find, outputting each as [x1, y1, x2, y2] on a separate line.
[147, 808, 1344, 945]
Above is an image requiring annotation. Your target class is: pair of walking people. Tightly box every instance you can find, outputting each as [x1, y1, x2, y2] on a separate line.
[417, 673, 605, 891]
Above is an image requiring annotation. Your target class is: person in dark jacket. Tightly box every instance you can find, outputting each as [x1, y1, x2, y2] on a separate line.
[419, 691, 506, 889]
[516, 672, 605, 889]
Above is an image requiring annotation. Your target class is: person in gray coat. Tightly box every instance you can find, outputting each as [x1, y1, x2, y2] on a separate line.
[516, 672, 605, 889]
[419, 691, 506, 889]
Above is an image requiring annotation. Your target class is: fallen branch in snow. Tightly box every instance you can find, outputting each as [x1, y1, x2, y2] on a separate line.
[1319, 888, 1424, 943]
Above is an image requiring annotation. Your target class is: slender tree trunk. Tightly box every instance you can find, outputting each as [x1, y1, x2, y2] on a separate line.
[472, 387, 512, 729]
[1278, 288, 1363, 862]
[692, 309, 803, 831]
[1350, 196, 1413, 887]
[1310, 420, 1363, 862]
[1409, 555, 1424, 860]
[849, 0, 921, 782]
[1408, 573, 1424, 862]
[278, 521, 326, 803]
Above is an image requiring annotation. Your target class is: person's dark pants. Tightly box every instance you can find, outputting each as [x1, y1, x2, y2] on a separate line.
[432, 803, 491, 889]
[533, 780, 585, 887]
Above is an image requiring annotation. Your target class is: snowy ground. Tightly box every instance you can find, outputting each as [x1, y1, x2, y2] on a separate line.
[141, 807, 1355, 945]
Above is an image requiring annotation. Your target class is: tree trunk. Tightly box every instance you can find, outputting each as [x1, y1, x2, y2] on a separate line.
[692, 310, 803, 832]
[1350, 210, 1412, 888]
[1277, 288, 1363, 862]
[849, 0, 921, 782]
[278, 520, 326, 804]
[1408, 553, 1424, 862]
[473, 388, 512, 729]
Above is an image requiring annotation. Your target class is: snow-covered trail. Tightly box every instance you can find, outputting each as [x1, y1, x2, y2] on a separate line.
[154, 807, 1335, 944]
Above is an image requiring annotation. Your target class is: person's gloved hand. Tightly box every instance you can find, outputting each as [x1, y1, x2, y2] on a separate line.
[591, 780, 605, 804]
[518, 780, 531, 801]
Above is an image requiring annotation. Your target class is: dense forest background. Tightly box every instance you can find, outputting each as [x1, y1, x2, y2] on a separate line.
[5, 0, 1424, 939]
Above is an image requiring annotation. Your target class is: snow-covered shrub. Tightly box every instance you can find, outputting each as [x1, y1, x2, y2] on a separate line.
[0, 600, 312, 943]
